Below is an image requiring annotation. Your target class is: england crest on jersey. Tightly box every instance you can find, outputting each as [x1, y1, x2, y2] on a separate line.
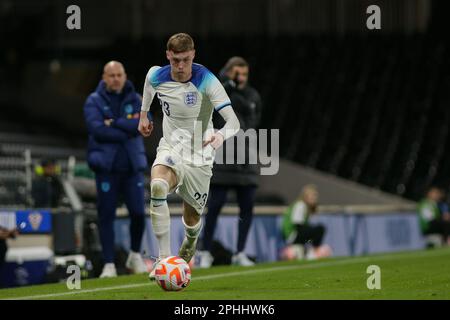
[184, 92, 197, 106]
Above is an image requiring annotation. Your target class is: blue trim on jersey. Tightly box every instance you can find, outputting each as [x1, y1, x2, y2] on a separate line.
[148, 65, 171, 87]
[148, 63, 216, 93]
[191, 63, 210, 90]
[198, 72, 215, 93]
[215, 102, 232, 111]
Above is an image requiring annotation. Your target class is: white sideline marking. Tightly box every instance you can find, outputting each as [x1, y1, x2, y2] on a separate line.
[2, 249, 449, 300]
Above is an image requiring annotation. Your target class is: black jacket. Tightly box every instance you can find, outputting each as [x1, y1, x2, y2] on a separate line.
[211, 75, 262, 186]
[32, 175, 64, 208]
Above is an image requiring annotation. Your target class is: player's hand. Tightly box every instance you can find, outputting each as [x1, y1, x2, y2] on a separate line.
[203, 132, 224, 150]
[104, 119, 114, 126]
[138, 117, 153, 137]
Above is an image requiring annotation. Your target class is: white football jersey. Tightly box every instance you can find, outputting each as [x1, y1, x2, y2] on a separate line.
[142, 63, 232, 166]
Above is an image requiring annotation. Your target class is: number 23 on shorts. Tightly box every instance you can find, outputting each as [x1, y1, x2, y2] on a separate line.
[194, 192, 208, 207]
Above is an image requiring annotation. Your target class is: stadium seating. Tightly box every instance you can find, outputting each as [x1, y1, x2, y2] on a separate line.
[249, 35, 450, 202]
[0, 133, 86, 207]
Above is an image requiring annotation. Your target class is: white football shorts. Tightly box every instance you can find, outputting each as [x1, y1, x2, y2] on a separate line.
[152, 138, 213, 215]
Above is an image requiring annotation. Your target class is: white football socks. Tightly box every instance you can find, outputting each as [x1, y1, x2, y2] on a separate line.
[182, 216, 202, 244]
[150, 178, 171, 258]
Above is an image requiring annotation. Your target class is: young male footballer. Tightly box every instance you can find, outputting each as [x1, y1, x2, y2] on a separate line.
[138, 33, 240, 279]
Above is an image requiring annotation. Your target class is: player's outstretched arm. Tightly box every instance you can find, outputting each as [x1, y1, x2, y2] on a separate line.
[138, 111, 153, 137]
[139, 68, 156, 137]
[203, 106, 240, 149]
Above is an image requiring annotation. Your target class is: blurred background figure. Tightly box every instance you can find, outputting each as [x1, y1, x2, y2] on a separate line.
[417, 186, 450, 247]
[31, 158, 63, 208]
[0, 227, 18, 287]
[198, 57, 262, 268]
[281, 185, 331, 260]
[3, 0, 450, 288]
[84, 61, 151, 278]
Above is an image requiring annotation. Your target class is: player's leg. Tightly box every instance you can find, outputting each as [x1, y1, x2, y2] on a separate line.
[233, 185, 257, 266]
[150, 164, 178, 259]
[443, 220, 450, 244]
[177, 165, 212, 263]
[294, 224, 325, 260]
[424, 219, 445, 245]
[294, 224, 317, 245]
[178, 200, 203, 263]
[310, 224, 326, 247]
[148, 164, 178, 280]
[95, 172, 119, 277]
[199, 185, 228, 267]
[306, 224, 326, 260]
[122, 171, 147, 273]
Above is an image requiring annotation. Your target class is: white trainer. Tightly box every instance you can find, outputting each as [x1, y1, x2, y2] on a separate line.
[292, 244, 305, 260]
[125, 251, 148, 274]
[232, 252, 255, 267]
[306, 248, 318, 261]
[178, 237, 198, 264]
[99, 263, 117, 278]
[198, 250, 214, 269]
[148, 258, 161, 281]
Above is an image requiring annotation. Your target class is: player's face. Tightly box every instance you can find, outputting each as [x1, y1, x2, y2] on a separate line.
[43, 164, 56, 176]
[227, 65, 249, 89]
[103, 65, 127, 92]
[304, 190, 318, 206]
[428, 188, 442, 202]
[167, 50, 195, 82]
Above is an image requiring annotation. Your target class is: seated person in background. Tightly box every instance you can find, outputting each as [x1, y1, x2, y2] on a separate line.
[281, 185, 331, 260]
[32, 158, 64, 208]
[417, 186, 450, 246]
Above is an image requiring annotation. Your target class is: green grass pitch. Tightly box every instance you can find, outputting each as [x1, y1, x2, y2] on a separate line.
[1, 247, 449, 300]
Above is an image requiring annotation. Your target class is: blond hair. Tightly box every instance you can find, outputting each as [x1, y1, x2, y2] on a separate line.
[166, 33, 195, 53]
[298, 184, 318, 213]
[298, 184, 318, 201]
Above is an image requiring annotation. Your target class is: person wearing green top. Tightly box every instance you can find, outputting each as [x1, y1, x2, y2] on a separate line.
[417, 186, 450, 245]
[282, 185, 326, 259]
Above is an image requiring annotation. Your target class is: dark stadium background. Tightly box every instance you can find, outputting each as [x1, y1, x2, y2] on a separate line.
[2, 0, 450, 201]
[1, 0, 450, 288]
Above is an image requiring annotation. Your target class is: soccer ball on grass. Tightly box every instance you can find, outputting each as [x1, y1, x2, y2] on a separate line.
[154, 256, 191, 291]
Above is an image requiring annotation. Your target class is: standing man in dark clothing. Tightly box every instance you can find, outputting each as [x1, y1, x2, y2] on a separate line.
[199, 57, 262, 267]
[84, 61, 151, 277]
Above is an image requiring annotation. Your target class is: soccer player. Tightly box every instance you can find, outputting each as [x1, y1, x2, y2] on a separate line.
[138, 33, 240, 279]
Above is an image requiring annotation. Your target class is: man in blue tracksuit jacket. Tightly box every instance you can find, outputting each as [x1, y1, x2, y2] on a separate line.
[84, 61, 153, 278]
